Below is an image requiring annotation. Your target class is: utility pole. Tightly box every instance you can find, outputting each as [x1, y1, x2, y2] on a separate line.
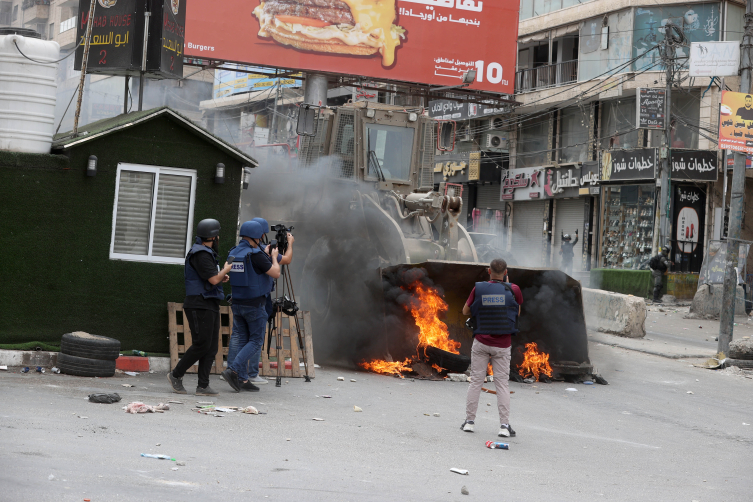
[659, 25, 676, 252]
[270, 78, 281, 143]
[72, 0, 97, 136]
[719, 1, 753, 356]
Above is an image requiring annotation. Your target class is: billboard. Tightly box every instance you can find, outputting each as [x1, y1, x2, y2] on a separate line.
[184, 0, 520, 94]
[689, 41, 739, 77]
[213, 65, 301, 99]
[719, 90, 753, 154]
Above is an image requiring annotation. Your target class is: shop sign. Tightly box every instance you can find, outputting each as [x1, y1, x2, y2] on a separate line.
[434, 151, 471, 182]
[689, 41, 740, 77]
[719, 90, 753, 154]
[601, 148, 656, 183]
[699, 240, 750, 285]
[670, 150, 718, 182]
[579, 160, 600, 195]
[428, 100, 508, 120]
[500, 165, 591, 200]
[636, 88, 666, 129]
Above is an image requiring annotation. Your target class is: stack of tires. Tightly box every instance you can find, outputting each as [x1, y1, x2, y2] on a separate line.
[728, 338, 753, 370]
[57, 331, 121, 377]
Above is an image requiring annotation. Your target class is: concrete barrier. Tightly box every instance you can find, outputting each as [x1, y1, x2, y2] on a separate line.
[690, 284, 747, 317]
[581, 288, 646, 338]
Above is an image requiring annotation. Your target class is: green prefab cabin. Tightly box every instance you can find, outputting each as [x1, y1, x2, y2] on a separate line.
[0, 107, 257, 353]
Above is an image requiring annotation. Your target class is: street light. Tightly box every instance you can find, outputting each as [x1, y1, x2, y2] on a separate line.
[432, 69, 477, 91]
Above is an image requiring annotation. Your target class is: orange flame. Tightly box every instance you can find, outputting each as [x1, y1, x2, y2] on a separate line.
[359, 358, 413, 376]
[407, 283, 461, 356]
[487, 363, 493, 375]
[517, 342, 552, 381]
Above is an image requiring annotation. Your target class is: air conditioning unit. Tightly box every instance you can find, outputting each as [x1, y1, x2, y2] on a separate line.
[458, 124, 471, 142]
[487, 116, 505, 130]
[483, 132, 507, 150]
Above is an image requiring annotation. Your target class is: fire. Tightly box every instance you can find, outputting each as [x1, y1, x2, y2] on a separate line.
[359, 358, 413, 376]
[517, 342, 553, 381]
[407, 283, 461, 356]
[487, 363, 493, 375]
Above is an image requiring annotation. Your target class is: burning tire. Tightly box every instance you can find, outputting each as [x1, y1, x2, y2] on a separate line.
[425, 346, 470, 373]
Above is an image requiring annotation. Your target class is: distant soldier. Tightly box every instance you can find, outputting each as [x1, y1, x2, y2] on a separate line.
[649, 246, 673, 303]
[559, 229, 579, 275]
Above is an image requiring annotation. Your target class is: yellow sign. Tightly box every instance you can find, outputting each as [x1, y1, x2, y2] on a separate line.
[468, 151, 480, 181]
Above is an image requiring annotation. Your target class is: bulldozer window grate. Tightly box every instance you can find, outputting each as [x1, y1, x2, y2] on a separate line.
[299, 116, 330, 166]
[332, 110, 356, 179]
[419, 120, 435, 190]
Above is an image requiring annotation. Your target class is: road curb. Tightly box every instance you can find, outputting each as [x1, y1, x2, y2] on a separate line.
[0, 349, 171, 373]
[588, 337, 711, 359]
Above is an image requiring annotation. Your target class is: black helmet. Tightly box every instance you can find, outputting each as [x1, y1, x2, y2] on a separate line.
[196, 219, 221, 239]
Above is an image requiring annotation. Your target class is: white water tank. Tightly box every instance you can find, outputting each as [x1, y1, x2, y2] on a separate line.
[0, 28, 60, 153]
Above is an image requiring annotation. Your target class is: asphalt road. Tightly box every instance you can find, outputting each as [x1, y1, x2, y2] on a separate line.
[2, 341, 752, 502]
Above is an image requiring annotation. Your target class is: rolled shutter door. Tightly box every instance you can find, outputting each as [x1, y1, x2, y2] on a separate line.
[511, 200, 545, 266]
[553, 198, 585, 272]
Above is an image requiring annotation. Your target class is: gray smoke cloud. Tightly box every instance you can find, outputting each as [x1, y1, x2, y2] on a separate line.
[240, 154, 406, 365]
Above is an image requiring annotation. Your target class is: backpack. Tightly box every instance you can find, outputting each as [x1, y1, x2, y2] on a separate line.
[649, 254, 666, 271]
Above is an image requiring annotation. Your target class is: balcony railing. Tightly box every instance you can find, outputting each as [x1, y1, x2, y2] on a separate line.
[515, 60, 578, 93]
[60, 16, 76, 33]
[22, 0, 50, 9]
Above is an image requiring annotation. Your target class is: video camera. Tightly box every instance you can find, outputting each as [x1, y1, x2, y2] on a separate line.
[269, 224, 294, 255]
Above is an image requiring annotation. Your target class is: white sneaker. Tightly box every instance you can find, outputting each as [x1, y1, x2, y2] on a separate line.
[248, 375, 268, 385]
[461, 420, 474, 432]
[498, 424, 516, 437]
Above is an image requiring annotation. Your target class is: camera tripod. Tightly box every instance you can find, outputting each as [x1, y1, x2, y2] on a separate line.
[265, 260, 312, 387]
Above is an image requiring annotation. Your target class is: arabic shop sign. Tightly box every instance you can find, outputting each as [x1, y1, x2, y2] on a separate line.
[500, 165, 598, 201]
[75, 0, 138, 75]
[670, 150, 718, 182]
[75, 0, 185, 78]
[428, 99, 508, 120]
[433, 151, 470, 182]
[601, 148, 656, 183]
[578, 160, 600, 195]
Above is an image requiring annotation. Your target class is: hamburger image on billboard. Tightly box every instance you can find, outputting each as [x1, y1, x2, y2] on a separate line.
[253, 0, 406, 66]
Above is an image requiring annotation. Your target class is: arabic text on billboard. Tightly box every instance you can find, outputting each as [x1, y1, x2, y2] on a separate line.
[185, 0, 520, 94]
[719, 90, 753, 154]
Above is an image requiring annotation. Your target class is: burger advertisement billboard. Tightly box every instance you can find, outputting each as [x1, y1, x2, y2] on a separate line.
[184, 0, 520, 95]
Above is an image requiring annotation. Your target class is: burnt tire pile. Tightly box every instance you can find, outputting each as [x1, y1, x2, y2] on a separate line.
[57, 331, 121, 377]
[727, 339, 753, 370]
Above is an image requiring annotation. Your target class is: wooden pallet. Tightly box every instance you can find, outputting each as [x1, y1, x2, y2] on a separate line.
[168, 303, 315, 378]
[167, 303, 233, 375]
[261, 310, 315, 379]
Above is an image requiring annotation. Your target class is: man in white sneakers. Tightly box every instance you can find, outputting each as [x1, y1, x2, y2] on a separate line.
[460, 258, 522, 438]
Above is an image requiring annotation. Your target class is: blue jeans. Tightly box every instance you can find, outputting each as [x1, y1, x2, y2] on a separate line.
[228, 303, 267, 382]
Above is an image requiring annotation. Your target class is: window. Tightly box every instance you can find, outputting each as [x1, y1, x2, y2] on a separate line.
[516, 115, 550, 168]
[48, 22, 53, 39]
[0, 2, 11, 25]
[12, 4, 17, 21]
[559, 106, 589, 163]
[365, 123, 415, 181]
[600, 98, 639, 150]
[110, 164, 197, 264]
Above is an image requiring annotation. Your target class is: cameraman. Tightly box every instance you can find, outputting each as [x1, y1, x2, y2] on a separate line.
[225, 217, 294, 387]
[221, 221, 280, 392]
[460, 258, 522, 438]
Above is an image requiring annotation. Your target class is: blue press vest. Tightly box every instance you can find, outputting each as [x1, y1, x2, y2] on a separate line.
[228, 240, 274, 301]
[470, 281, 519, 336]
[184, 243, 225, 301]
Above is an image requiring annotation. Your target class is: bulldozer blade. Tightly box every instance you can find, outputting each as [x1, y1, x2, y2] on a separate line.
[381, 261, 590, 370]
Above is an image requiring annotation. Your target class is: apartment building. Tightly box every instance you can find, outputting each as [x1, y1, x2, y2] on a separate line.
[440, 0, 746, 287]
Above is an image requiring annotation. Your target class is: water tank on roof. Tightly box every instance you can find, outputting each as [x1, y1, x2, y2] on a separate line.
[0, 28, 60, 153]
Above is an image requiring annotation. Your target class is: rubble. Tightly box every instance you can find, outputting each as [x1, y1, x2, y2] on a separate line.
[124, 402, 170, 413]
[88, 393, 121, 404]
[447, 373, 468, 382]
[729, 338, 753, 359]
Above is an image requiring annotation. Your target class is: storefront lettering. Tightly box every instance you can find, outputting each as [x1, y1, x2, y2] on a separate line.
[552, 168, 580, 193]
[672, 156, 716, 173]
[580, 170, 599, 185]
[613, 156, 654, 173]
[678, 189, 701, 204]
[433, 161, 466, 180]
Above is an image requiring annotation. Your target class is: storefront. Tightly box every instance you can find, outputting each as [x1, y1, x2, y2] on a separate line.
[501, 164, 595, 269]
[599, 148, 658, 270]
[669, 149, 717, 272]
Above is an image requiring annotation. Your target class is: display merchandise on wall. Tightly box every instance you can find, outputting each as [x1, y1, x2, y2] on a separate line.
[601, 184, 656, 269]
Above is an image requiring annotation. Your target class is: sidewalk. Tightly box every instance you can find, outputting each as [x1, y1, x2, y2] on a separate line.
[588, 304, 753, 359]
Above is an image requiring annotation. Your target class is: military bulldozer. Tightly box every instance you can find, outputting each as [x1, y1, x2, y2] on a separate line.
[245, 102, 592, 378]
